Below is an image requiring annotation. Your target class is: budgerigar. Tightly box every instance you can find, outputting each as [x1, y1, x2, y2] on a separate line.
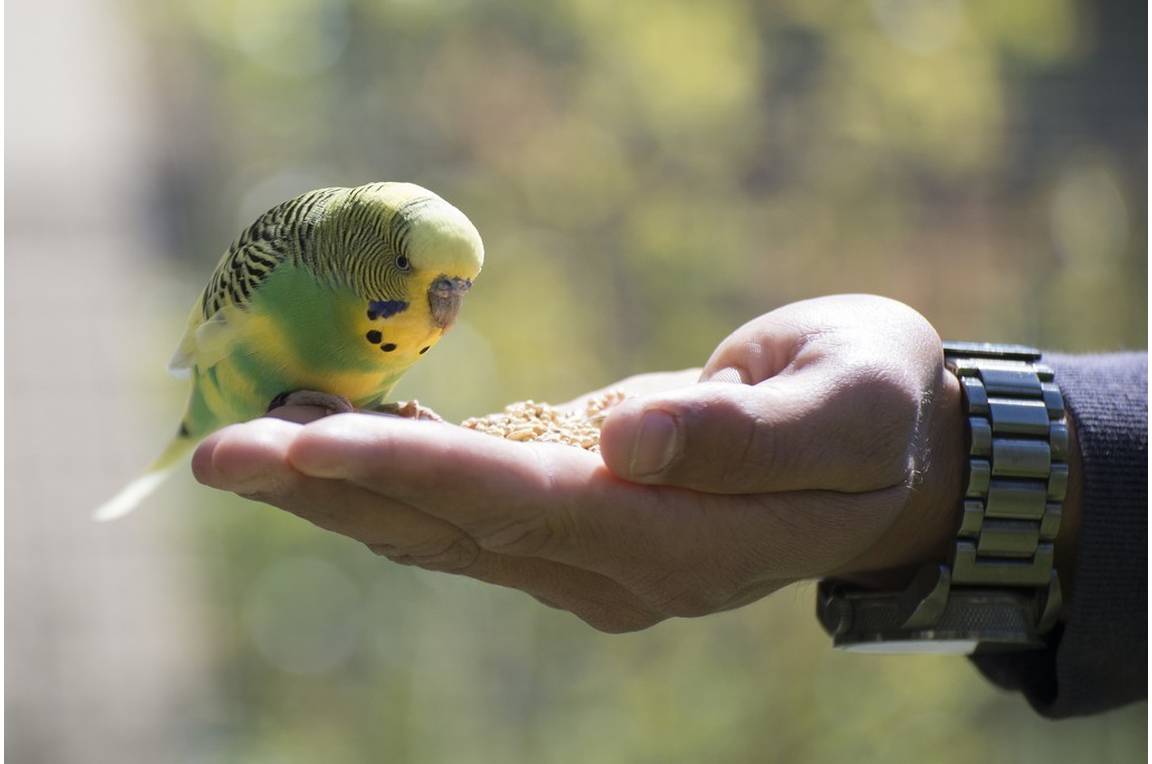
[95, 182, 484, 521]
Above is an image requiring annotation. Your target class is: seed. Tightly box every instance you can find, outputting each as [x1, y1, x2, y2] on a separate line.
[460, 390, 628, 451]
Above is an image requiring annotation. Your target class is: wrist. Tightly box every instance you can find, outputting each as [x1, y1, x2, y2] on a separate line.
[834, 350, 1084, 589]
[818, 343, 1074, 652]
[831, 362, 966, 583]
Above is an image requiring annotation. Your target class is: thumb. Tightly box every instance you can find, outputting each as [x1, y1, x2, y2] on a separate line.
[598, 369, 914, 495]
[598, 378, 785, 494]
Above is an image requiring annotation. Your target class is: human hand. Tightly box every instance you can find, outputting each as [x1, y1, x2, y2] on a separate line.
[193, 295, 967, 632]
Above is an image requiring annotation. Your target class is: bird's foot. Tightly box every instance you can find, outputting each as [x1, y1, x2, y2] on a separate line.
[267, 390, 356, 416]
[371, 399, 444, 422]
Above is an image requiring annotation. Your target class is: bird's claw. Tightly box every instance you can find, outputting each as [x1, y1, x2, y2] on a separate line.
[372, 399, 444, 421]
[266, 392, 441, 422]
[267, 390, 356, 416]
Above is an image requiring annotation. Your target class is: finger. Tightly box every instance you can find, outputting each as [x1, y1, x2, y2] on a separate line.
[698, 311, 812, 384]
[597, 367, 921, 494]
[283, 414, 704, 576]
[191, 404, 386, 485]
[195, 423, 661, 632]
[196, 416, 911, 618]
[196, 418, 480, 560]
[557, 368, 703, 413]
[193, 417, 305, 495]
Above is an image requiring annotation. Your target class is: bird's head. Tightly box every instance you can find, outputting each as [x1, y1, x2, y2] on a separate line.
[335, 182, 484, 330]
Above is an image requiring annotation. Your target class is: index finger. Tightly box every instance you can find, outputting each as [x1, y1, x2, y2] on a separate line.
[284, 414, 704, 575]
[557, 368, 703, 413]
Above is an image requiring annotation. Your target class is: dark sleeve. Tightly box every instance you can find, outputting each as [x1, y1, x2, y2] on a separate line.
[971, 352, 1147, 718]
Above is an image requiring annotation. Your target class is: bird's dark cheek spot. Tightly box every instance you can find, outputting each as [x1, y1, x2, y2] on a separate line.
[363, 327, 399, 352]
[367, 300, 409, 321]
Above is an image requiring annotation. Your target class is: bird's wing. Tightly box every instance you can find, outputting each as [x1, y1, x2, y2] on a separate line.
[167, 307, 235, 376]
[167, 235, 286, 374]
[167, 187, 344, 375]
[167, 305, 204, 378]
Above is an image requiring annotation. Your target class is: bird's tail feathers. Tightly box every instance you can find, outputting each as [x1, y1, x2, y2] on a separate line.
[93, 433, 196, 522]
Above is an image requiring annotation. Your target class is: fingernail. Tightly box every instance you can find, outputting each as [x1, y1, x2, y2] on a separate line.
[629, 409, 680, 478]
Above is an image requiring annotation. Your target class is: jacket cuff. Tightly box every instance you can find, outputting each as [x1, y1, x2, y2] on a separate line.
[971, 352, 1147, 717]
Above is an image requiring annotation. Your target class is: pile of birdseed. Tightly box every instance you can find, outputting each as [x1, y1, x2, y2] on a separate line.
[461, 390, 628, 451]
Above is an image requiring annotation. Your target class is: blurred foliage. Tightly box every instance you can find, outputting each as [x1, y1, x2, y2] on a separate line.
[124, 0, 1146, 760]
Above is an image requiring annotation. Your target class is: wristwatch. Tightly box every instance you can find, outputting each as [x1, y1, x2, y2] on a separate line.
[816, 342, 1068, 654]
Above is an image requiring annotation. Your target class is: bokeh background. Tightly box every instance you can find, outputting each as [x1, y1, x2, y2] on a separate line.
[7, 0, 1147, 761]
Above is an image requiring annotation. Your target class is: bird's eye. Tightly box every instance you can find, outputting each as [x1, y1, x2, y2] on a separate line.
[396, 255, 411, 270]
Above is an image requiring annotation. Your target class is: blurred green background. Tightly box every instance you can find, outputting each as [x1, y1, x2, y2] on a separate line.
[6, 0, 1146, 762]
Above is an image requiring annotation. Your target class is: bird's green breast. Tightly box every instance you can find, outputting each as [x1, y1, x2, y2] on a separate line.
[185, 263, 446, 433]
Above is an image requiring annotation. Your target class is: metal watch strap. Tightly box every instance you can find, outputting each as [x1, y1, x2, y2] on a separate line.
[816, 342, 1067, 652]
[944, 341, 1066, 634]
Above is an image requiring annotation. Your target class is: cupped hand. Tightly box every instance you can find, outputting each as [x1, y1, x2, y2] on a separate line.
[193, 294, 965, 632]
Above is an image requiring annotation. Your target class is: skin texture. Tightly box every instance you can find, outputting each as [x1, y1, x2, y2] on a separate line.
[193, 294, 1081, 633]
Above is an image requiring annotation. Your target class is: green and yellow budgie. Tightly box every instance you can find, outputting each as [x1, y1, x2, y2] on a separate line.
[95, 181, 484, 521]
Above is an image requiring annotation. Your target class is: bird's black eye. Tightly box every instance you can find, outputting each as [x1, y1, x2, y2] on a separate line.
[396, 255, 410, 270]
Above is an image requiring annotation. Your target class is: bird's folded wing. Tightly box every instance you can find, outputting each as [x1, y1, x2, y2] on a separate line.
[168, 307, 243, 376]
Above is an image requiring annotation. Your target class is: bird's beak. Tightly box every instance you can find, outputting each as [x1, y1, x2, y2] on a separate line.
[427, 276, 472, 330]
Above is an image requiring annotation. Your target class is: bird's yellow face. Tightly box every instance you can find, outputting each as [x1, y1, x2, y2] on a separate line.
[340, 183, 483, 305]
[403, 198, 484, 331]
[344, 184, 484, 371]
